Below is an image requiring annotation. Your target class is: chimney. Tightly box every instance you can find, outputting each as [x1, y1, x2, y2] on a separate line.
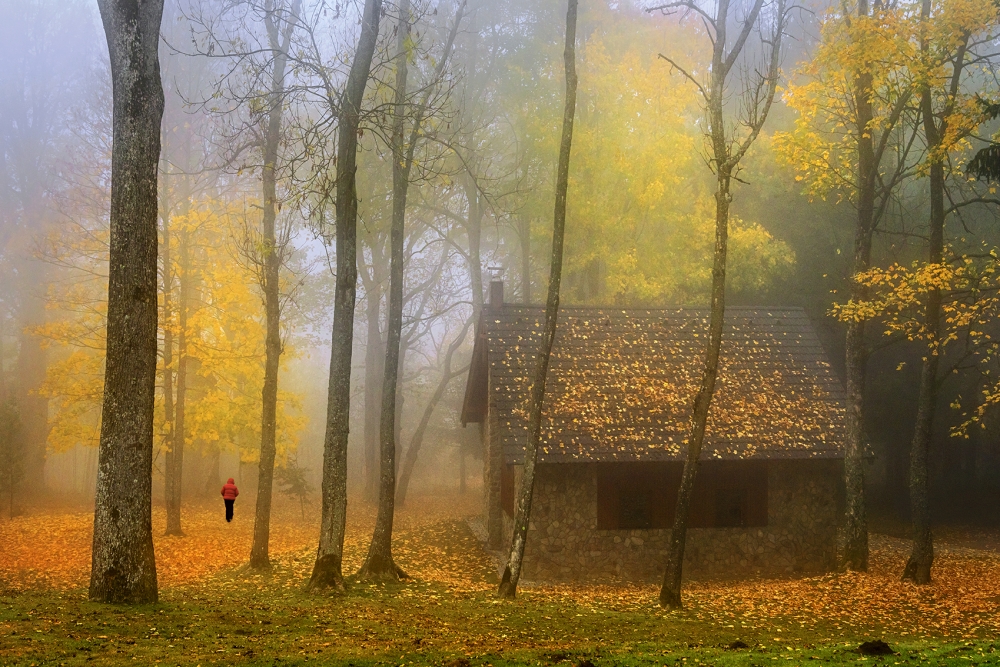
[489, 280, 504, 311]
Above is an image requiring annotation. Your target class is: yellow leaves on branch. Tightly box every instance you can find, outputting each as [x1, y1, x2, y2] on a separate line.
[833, 249, 1000, 434]
[35, 197, 305, 464]
[774, 0, 1000, 200]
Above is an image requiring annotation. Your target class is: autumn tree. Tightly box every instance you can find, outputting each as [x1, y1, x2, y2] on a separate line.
[181, 0, 304, 568]
[497, 0, 578, 601]
[89, 0, 165, 604]
[159, 0, 227, 536]
[357, 0, 465, 581]
[776, 0, 922, 571]
[308, 0, 384, 592]
[653, 0, 789, 609]
[825, 0, 1000, 583]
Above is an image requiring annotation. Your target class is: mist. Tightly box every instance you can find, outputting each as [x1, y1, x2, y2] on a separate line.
[2, 0, 1000, 661]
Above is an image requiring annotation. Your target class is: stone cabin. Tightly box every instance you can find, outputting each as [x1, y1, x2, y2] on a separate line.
[461, 282, 846, 582]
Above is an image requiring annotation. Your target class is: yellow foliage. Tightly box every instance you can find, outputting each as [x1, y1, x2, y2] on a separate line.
[529, 13, 793, 305]
[35, 198, 305, 464]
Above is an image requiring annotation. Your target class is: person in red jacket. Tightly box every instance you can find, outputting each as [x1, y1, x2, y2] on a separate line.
[221, 478, 239, 522]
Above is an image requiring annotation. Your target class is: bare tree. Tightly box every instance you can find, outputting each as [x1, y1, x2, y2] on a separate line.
[89, 0, 165, 604]
[497, 0, 578, 600]
[652, 0, 789, 609]
[308, 0, 384, 592]
[248, 0, 301, 571]
[357, 0, 465, 581]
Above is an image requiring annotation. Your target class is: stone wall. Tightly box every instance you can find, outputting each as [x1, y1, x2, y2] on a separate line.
[496, 460, 841, 582]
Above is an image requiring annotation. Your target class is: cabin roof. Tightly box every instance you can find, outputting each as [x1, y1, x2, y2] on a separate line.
[461, 304, 846, 463]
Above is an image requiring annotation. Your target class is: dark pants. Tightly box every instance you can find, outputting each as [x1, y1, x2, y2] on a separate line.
[224, 499, 235, 522]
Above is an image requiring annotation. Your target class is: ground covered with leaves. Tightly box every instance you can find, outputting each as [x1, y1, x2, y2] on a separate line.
[1, 494, 999, 665]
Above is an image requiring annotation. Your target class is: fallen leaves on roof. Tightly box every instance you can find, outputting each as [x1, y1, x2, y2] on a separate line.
[481, 307, 845, 462]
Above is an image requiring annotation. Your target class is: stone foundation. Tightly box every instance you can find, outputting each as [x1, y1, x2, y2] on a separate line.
[492, 460, 841, 582]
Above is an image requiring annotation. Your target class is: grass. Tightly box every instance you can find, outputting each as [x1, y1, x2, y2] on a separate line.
[2, 576, 998, 666]
[2, 496, 999, 665]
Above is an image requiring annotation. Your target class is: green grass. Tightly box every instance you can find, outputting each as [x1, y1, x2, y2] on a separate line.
[2, 567, 997, 667]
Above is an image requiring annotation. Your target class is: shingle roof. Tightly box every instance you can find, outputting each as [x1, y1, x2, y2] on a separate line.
[462, 305, 845, 463]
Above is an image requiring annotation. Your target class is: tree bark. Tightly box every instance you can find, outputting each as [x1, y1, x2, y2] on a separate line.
[358, 0, 464, 581]
[15, 255, 48, 496]
[464, 176, 485, 313]
[520, 213, 531, 303]
[497, 0, 577, 600]
[203, 446, 221, 496]
[902, 1, 968, 585]
[842, 4, 877, 572]
[358, 0, 413, 581]
[363, 277, 384, 503]
[309, 0, 383, 592]
[397, 319, 472, 507]
[165, 232, 189, 536]
[161, 182, 177, 533]
[90, 0, 165, 605]
[250, 0, 297, 570]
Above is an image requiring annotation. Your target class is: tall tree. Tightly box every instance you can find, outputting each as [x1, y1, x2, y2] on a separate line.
[250, 0, 300, 571]
[901, 0, 996, 583]
[497, 0, 578, 600]
[776, 0, 918, 572]
[358, 0, 465, 581]
[308, 0, 384, 592]
[89, 0, 165, 604]
[655, 0, 788, 609]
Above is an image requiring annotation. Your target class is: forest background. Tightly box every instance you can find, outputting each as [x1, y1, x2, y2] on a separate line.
[0, 0, 998, 547]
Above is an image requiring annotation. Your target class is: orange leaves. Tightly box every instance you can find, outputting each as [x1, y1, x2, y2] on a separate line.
[493, 308, 843, 463]
[0, 494, 490, 594]
[3, 496, 1000, 643]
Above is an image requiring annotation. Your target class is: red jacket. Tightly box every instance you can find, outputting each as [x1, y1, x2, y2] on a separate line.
[221, 479, 239, 500]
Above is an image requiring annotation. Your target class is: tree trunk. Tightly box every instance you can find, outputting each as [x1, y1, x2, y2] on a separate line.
[363, 286, 384, 502]
[89, 0, 165, 605]
[161, 188, 177, 533]
[358, 0, 464, 579]
[459, 449, 466, 493]
[309, 0, 383, 592]
[497, 0, 577, 600]
[465, 176, 485, 313]
[397, 320, 471, 507]
[842, 59, 877, 574]
[903, 0, 965, 584]
[203, 447, 221, 496]
[165, 234, 189, 536]
[359, 0, 412, 581]
[658, 0, 785, 608]
[249, 0, 296, 570]
[15, 256, 48, 496]
[659, 166, 732, 607]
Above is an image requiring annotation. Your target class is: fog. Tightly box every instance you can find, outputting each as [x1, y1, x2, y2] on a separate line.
[2, 0, 1000, 561]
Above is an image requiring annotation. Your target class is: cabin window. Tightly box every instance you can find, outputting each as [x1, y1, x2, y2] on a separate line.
[501, 464, 515, 516]
[714, 487, 748, 527]
[618, 484, 653, 529]
[597, 461, 768, 530]
[596, 463, 677, 530]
